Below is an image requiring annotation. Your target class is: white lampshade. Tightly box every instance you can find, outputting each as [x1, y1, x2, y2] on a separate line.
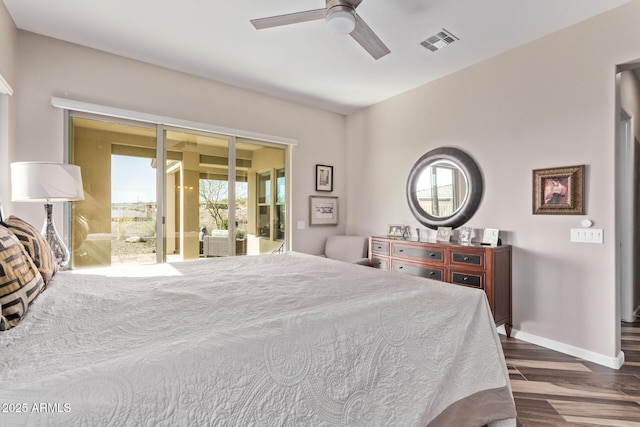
[326, 8, 356, 35]
[11, 162, 85, 202]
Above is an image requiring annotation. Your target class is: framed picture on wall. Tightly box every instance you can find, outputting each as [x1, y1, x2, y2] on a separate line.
[309, 196, 338, 226]
[532, 165, 585, 215]
[316, 164, 333, 192]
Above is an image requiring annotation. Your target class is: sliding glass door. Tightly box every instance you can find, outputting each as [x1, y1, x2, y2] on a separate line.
[69, 115, 288, 268]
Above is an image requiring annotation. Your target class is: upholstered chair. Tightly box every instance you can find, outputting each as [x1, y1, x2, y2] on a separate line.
[322, 235, 369, 265]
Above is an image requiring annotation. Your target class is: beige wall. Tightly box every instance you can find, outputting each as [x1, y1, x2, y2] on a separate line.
[9, 31, 347, 255]
[346, 1, 640, 363]
[0, 2, 17, 214]
[0, 2, 16, 85]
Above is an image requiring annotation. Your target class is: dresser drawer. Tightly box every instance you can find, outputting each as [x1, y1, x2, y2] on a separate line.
[450, 270, 484, 289]
[371, 256, 390, 270]
[392, 260, 443, 280]
[371, 240, 390, 256]
[392, 243, 444, 263]
[449, 249, 485, 268]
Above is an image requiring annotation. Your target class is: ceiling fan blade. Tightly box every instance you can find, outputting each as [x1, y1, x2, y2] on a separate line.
[350, 14, 390, 60]
[251, 9, 326, 30]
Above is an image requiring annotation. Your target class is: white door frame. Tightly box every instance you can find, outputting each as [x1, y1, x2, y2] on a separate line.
[617, 107, 635, 323]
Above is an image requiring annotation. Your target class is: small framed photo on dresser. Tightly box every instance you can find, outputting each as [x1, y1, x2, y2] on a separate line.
[387, 224, 404, 237]
[458, 227, 472, 245]
[436, 226, 452, 242]
[482, 228, 500, 246]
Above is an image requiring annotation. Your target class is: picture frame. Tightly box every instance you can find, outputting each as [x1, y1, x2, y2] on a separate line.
[458, 226, 472, 245]
[482, 228, 500, 246]
[387, 224, 405, 237]
[533, 165, 585, 215]
[309, 196, 338, 226]
[315, 164, 333, 192]
[436, 226, 452, 242]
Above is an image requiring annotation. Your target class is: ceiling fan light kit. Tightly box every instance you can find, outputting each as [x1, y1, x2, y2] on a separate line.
[325, 6, 356, 35]
[251, 0, 390, 60]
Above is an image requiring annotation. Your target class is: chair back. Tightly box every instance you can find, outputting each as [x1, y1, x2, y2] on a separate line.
[324, 235, 368, 263]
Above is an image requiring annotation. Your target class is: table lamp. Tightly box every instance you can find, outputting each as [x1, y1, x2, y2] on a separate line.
[10, 162, 84, 269]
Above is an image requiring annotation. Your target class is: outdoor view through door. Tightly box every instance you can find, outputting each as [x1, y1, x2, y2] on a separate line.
[70, 116, 287, 268]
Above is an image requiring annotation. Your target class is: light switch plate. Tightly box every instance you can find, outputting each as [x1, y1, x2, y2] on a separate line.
[570, 228, 603, 244]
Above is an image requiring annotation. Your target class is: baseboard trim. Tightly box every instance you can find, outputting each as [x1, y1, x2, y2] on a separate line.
[497, 326, 625, 370]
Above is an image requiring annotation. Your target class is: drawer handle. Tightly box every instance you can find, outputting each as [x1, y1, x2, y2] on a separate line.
[430, 253, 436, 257]
[398, 249, 404, 253]
[398, 266, 404, 269]
[463, 277, 468, 281]
[429, 271, 435, 276]
[463, 256, 470, 261]
[376, 245, 383, 250]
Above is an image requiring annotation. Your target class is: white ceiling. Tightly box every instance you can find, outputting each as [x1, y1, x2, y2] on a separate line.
[3, 0, 631, 114]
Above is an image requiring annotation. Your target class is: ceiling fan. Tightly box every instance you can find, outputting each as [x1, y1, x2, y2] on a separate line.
[250, 0, 390, 60]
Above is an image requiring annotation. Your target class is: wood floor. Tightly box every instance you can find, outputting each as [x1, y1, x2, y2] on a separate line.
[500, 321, 640, 426]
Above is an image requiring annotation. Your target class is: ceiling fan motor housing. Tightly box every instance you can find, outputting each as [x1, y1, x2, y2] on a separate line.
[326, 0, 356, 34]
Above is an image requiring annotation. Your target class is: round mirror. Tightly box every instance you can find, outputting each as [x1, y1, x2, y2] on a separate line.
[406, 147, 483, 230]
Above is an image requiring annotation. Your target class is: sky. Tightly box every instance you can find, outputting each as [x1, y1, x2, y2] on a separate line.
[111, 155, 156, 203]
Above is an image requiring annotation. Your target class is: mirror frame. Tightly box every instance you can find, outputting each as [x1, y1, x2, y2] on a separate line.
[406, 147, 483, 230]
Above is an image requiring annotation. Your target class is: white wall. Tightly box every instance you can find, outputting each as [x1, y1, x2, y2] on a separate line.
[346, 1, 640, 364]
[9, 31, 347, 254]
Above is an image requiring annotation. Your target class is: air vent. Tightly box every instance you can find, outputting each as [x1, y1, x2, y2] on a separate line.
[420, 28, 459, 52]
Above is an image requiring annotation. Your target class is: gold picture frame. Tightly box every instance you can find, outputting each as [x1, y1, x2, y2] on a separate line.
[533, 165, 585, 215]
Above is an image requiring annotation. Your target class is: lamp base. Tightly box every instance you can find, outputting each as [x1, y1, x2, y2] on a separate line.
[41, 203, 70, 269]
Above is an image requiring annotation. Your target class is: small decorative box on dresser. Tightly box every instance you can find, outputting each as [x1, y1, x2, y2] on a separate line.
[369, 236, 512, 336]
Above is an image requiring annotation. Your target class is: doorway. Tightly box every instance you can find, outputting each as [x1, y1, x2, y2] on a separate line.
[616, 64, 640, 325]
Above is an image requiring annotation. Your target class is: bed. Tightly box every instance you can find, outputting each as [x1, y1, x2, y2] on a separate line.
[0, 251, 516, 426]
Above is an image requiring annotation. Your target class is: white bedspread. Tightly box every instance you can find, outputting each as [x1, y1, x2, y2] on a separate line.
[0, 252, 515, 426]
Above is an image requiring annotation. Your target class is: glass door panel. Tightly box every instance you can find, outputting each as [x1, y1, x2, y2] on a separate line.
[275, 168, 286, 241]
[164, 129, 232, 260]
[238, 140, 286, 254]
[70, 116, 158, 268]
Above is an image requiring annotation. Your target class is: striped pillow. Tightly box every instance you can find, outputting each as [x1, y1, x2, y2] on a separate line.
[0, 225, 46, 331]
[1, 216, 57, 285]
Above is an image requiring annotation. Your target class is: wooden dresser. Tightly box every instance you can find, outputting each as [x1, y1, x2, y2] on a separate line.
[369, 236, 512, 336]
